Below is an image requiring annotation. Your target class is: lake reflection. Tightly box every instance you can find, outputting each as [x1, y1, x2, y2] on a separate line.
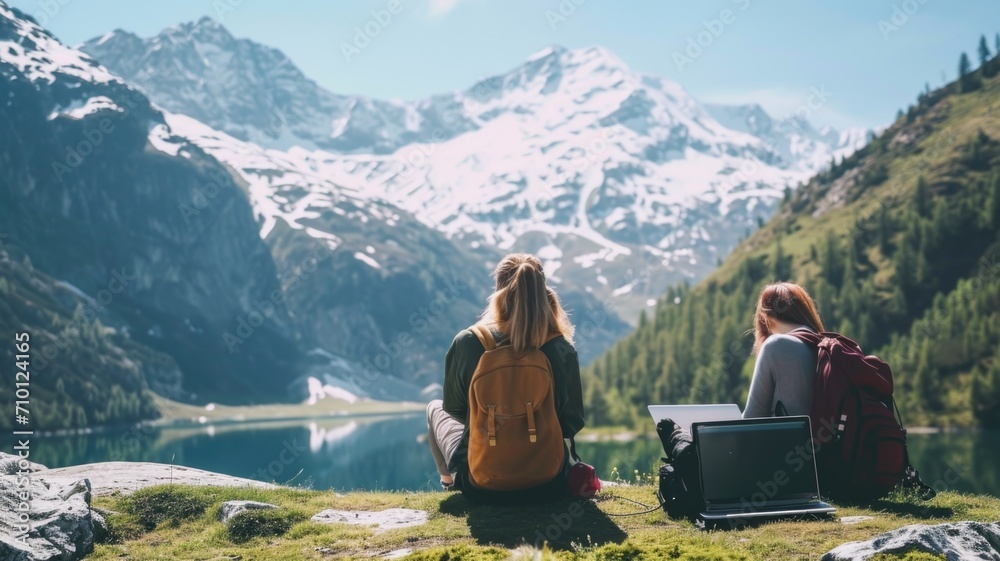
[21, 417, 1000, 497]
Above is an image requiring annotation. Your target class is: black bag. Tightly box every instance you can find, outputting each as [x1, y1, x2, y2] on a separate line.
[655, 419, 703, 519]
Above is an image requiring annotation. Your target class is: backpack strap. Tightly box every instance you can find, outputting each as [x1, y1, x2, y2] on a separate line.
[470, 325, 562, 351]
[891, 397, 937, 500]
[565, 437, 581, 465]
[469, 324, 497, 351]
[787, 328, 823, 347]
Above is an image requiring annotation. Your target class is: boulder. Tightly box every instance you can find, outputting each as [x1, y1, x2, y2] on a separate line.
[823, 521, 1000, 561]
[217, 500, 279, 523]
[90, 510, 108, 545]
[0, 476, 96, 561]
[311, 508, 428, 534]
[41, 462, 276, 496]
[0, 452, 48, 475]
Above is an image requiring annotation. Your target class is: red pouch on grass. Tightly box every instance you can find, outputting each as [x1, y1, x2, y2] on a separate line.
[568, 461, 601, 497]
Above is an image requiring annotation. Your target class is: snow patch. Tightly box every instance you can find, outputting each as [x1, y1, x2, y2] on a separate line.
[612, 282, 634, 297]
[148, 123, 184, 156]
[354, 252, 382, 269]
[536, 244, 562, 260]
[306, 376, 359, 405]
[49, 96, 122, 120]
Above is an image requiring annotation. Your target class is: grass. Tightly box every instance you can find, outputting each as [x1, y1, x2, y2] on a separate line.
[226, 508, 309, 544]
[86, 484, 1000, 561]
[119, 486, 213, 530]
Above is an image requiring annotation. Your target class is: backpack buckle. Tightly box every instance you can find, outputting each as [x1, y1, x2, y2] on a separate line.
[487, 404, 497, 447]
[525, 402, 537, 443]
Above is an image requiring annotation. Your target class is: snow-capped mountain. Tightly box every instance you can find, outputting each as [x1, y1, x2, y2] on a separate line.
[83, 18, 476, 154]
[142, 104, 629, 374]
[82, 19, 869, 324]
[5, 2, 612, 413]
[705, 102, 869, 174]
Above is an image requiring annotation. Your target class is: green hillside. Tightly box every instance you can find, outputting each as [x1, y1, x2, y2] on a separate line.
[586, 46, 1000, 429]
[0, 247, 174, 431]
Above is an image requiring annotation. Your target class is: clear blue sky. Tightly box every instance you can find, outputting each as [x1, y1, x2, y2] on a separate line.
[9, 0, 1000, 129]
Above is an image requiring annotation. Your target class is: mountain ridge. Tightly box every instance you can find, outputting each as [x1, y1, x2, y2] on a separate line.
[81, 18, 869, 326]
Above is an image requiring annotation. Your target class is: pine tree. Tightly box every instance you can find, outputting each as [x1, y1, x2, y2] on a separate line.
[989, 361, 1000, 425]
[587, 375, 610, 426]
[889, 285, 908, 317]
[895, 236, 917, 296]
[821, 231, 844, 287]
[844, 237, 859, 286]
[979, 35, 992, 76]
[989, 173, 1000, 229]
[914, 341, 942, 411]
[959, 52, 975, 92]
[966, 129, 990, 169]
[878, 207, 892, 255]
[857, 311, 875, 350]
[914, 175, 931, 217]
[971, 360, 1000, 426]
[772, 236, 790, 280]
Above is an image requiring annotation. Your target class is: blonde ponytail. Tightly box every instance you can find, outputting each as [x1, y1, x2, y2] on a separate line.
[482, 253, 575, 353]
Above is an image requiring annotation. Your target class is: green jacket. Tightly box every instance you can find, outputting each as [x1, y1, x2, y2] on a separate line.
[443, 327, 586, 477]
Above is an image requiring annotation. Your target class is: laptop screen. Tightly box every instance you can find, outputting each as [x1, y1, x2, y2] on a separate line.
[693, 417, 819, 509]
[647, 404, 742, 434]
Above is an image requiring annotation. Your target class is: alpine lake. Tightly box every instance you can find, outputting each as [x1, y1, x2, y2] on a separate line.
[19, 414, 1000, 498]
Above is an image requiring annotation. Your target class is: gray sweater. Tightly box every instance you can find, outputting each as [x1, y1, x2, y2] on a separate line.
[743, 327, 818, 418]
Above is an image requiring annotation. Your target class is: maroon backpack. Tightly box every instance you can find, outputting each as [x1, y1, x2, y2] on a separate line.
[789, 331, 932, 502]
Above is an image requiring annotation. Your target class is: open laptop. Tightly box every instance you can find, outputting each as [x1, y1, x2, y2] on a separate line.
[648, 404, 742, 434]
[691, 416, 835, 524]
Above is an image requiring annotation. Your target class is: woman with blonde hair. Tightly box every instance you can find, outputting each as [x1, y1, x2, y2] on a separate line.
[744, 282, 826, 418]
[425, 253, 585, 502]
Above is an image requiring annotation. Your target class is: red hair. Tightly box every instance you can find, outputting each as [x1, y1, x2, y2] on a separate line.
[753, 282, 825, 355]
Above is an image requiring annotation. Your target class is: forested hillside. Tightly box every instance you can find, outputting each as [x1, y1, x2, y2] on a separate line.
[0, 249, 175, 430]
[587, 41, 1000, 428]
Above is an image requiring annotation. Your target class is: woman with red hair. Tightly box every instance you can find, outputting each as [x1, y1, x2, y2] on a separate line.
[744, 282, 826, 418]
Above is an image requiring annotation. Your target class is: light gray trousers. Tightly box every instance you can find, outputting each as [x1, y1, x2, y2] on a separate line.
[426, 399, 464, 479]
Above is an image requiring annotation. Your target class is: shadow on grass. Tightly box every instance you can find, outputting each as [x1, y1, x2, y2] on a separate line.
[860, 499, 955, 519]
[439, 494, 627, 551]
